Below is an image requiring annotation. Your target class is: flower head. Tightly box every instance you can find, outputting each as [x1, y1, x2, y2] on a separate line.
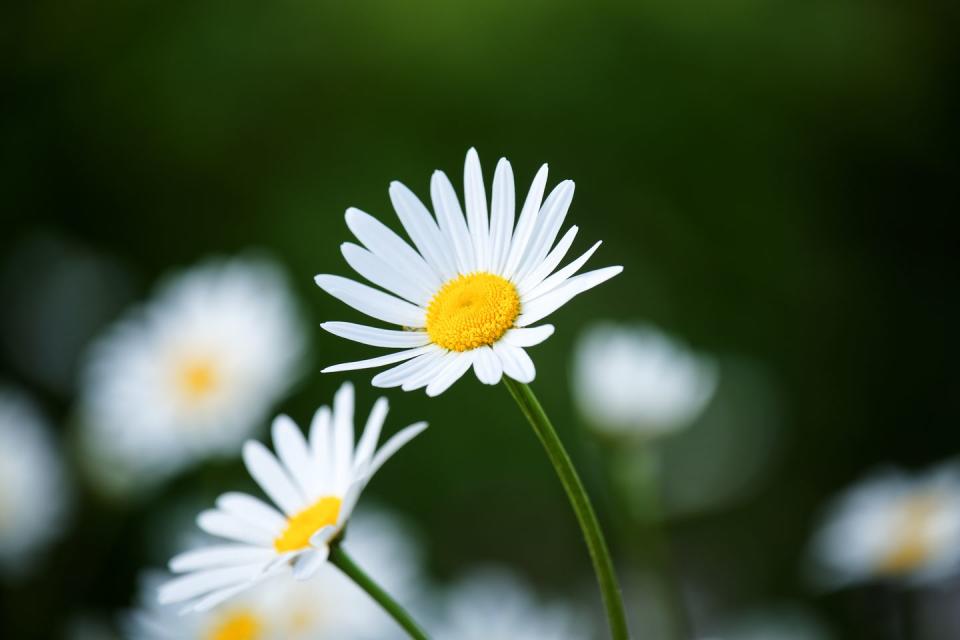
[316, 148, 621, 395]
[158, 382, 426, 613]
[78, 257, 306, 491]
[809, 462, 960, 587]
[572, 322, 718, 438]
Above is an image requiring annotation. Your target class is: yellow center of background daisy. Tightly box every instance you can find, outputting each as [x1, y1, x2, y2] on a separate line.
[274, 496, 342, 553]
[207, 611, 262, 640]
[877, 493, 941, 574]
[426, 273, 520, 352]
[177, 358, 219, 399]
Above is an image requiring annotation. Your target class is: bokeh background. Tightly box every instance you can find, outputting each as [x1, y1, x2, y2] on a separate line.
[2, 1, 958, 638]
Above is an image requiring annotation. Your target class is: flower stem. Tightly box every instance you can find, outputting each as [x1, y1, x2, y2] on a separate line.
[503, 378, 630, 640]
[329, 544, 431, 640]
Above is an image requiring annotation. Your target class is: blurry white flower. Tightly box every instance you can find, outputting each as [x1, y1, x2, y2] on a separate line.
[159, 382, 426, 613]
[78, 257, 306, 491]
[316, 147, 621, 396]
[0, 387, 69, 574]
[573, 322, 718, 438]
[127, 508, 422, 640]
[810, 462, 960, 586]
[434, 568, 588, 640]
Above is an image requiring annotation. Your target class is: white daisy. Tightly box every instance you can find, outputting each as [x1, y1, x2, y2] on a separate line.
[0, 387, 70, 575]
[129, 509, 423, 640]
[433, 568, 589, 640]
[78, 257, 306, 491]
[158, 382, 427, 613]
[810, 462, 960, 587]
[573, 322, 718, 439]
[315, 148, 622, 396]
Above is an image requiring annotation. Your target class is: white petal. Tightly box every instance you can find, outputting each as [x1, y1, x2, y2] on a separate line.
[517, 266, 623, 326]
[503, 325, 555, 348]
[169, 545, 274, 573]
[292, 546, 330, 580]
[431, 170, 475, 274]
[525, 240, 602, 301]
[216, 492, 287, 535]
[389, 181, 457, 280]
[371, 348, 444, 388]
[344, 207, 441, 291]
[321, 322, 430, 349]
[315, 275, 425, 327]
[517, 226, 580, 295]
[492, 342, 536, 383]
[158, 564, 264, 605]
[321, 345, 435, 374]
[332, 381, 355, 491]
[369, 422, 428, 477]
[489, 157, 515, 274]
[464, 148, 490, 271]
[185, 574, 272, 613]
[271, 416, 314, 498]
[308, 405, 335, 493]
[309, 525, 338, 548]
[196, 510, 273, 546]
[242, 441, 304, 516]
[425, 352, 475, 396]
[401, 350, 455, 391]
[340, 243, 432, 306]
[353, 396, 388, 470]
[336, 481, 364, 526]
[514, 180, 575, 282]
[472, 345, 503, 385]
[503, 163, 548, 279]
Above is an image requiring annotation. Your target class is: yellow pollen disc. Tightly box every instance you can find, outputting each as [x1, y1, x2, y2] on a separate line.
[274, 496, 342, 553]
[426, 272, 520, 352]
[177, 358, 219, 399]
[877, 493, 941, 575]
[207, 611, 262, 640]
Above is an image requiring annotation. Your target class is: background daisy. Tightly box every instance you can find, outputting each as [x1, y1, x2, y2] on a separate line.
[78, 256, 307, 493]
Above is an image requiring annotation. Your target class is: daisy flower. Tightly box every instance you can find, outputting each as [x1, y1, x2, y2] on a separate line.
[315, 148, 622, 395]
[0, 387, 70, 575]
[158, 382, 427, 613]
[809, 462, 960, 587]
[572, 322, 718, 439]
[78, 257, 306, 491]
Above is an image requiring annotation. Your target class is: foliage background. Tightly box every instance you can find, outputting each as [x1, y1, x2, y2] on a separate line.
[2, 1, 958, 638]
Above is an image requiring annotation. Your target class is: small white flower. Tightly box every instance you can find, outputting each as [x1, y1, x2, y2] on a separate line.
[434, 568, 588, 640]
[158, 382, 427, 613]
[128, 509, 422, 640]
[78, 257, 306, 490]
[0, 387, 69, 574]
[572, 322, 717, 438]
[810, 462, 960, 586]
[315, 148, 622, 396]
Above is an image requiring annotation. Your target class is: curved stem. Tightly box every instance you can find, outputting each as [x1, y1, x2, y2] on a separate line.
[329, 545, 431, 640]
[503, 378, 630, 640]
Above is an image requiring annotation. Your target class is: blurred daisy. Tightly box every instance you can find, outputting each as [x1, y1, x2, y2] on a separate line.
[159, 382, 426, 612]
[79, 257, 306, 490]
[316, 147, 621, 396]
[573, 322, 717, 439]
[810, 462, 960, 586]
[129, 509, 422, 640]
[433, 568, 588, 640]
[0, 387, 69, 574]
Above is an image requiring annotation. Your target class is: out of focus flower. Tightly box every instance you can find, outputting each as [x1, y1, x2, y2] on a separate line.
[433, 568, 589, 640]
[0, 387, 69, 574]
[810, 462, 960, 587]
[78, 257, 306, 492]
[572, 322, 718, 438]
[316, 147, 621, 395]
[159, 383, 426, 612]
[128, 508, 422, 640]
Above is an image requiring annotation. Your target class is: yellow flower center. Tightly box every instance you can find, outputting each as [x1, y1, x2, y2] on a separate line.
[877, 493, 941, 575]
[426, 273, 520, 352]
[207, 611, 262, 640]
[274, 496, 342, 553]
[177, 358, 219, 400]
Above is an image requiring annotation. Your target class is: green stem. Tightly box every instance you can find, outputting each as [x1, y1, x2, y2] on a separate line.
[329, 545, 431, 640]
[503, 378, 630, 640]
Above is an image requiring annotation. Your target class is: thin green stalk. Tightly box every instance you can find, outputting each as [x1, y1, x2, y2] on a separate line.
[329, 545, 430, 640]
[503, 378, 630, 640]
